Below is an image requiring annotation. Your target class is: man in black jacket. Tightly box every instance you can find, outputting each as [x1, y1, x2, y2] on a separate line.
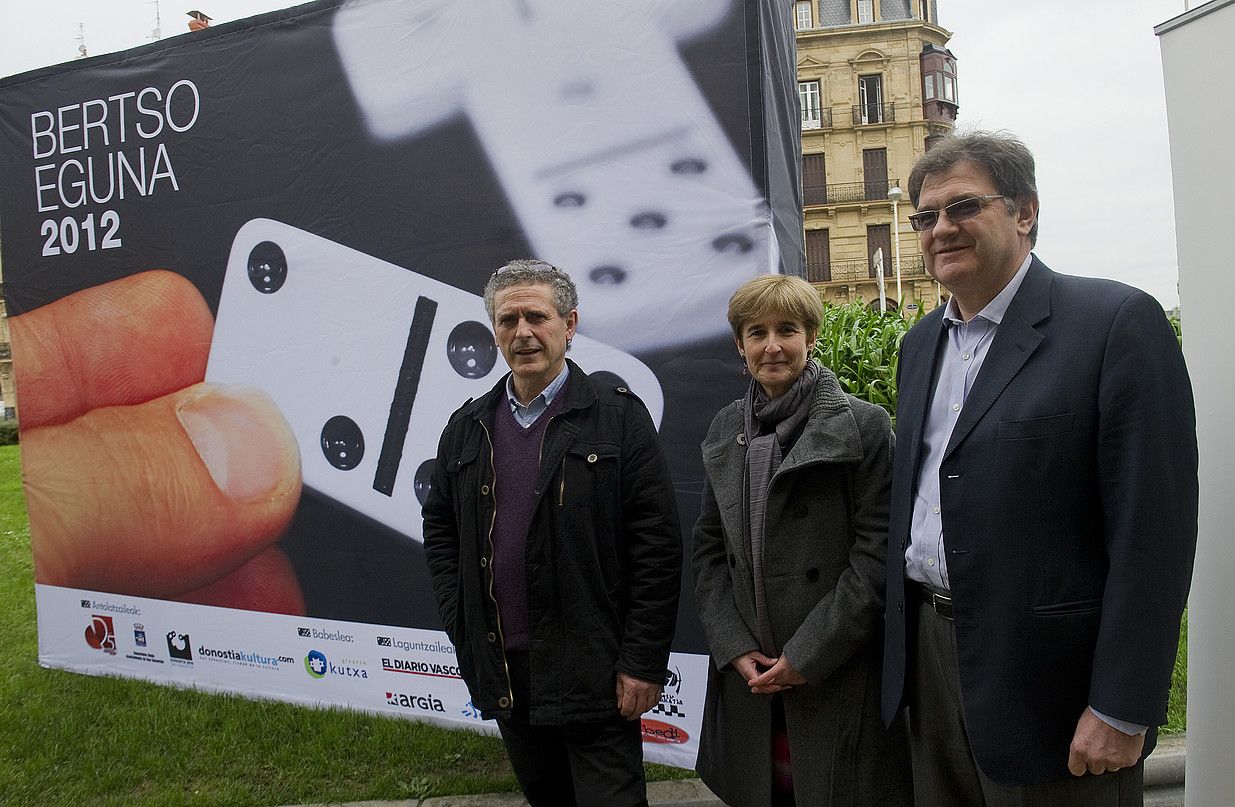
[422, 259, 682, 807]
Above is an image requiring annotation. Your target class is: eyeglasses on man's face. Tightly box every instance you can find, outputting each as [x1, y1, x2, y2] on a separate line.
[908, 195, 1010, 232]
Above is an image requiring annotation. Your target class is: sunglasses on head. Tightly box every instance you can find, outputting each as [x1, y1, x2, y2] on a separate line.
[908, 195, 1009, 232]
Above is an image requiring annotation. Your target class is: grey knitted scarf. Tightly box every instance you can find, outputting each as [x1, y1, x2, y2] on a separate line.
[742, 359, 820, 657]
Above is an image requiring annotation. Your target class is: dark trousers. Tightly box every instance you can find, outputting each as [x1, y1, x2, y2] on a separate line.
[496, 651, 648, 807]
[908, 596, 1143, 807]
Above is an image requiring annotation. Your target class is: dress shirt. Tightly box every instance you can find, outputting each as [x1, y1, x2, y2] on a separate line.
[506, 363, 569, 428]
[905, 253, 1032, 588]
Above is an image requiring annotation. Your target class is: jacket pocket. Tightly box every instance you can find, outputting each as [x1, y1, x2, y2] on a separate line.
[447, 443, 481, 473]
[1032, 598, 1102, 616]
[560, 442, 621, 506]
[997, 412, 1074, 440]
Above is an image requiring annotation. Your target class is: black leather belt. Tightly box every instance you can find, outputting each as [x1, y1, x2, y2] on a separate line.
[913, 582, 954, 621]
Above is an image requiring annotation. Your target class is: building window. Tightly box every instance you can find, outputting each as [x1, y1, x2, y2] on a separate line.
[803, 153, 827, 205]
[858, 74, 884, 124]
[919, 0, 931, 22]
[863, 148, 889, 200]
[796, 1, 813, 29]
[806, 229, 831, 283]
[922, 58, 958, 106]
[799, 81, 823, 130]
[858, 0, 874, 24]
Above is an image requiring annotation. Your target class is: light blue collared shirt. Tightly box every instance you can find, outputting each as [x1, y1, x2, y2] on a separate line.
[905, 253, 1033, 589]
[505, 364, 569, 428]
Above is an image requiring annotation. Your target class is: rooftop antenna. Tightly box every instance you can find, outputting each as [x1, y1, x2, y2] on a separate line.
[150, 0, 163, 40]
[75, 23, 88, 59]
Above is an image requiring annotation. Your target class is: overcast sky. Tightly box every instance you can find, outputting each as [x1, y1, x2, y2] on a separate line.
[0, 0, 1196, 307]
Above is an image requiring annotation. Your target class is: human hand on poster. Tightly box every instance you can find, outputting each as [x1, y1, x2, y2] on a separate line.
[10, 270, 305, 613]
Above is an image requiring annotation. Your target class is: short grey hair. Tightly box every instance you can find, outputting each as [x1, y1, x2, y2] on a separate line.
[482, 259, 579, 321]
[908, 130, 1040, 245]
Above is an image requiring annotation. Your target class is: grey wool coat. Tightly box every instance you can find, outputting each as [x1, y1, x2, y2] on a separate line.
[691, 367, 911, 807]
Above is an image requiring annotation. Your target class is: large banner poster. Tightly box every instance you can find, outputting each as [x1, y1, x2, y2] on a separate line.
[0, 0, 800, 767]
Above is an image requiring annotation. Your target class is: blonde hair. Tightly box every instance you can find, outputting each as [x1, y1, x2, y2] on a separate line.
[727, 275, 822, 340]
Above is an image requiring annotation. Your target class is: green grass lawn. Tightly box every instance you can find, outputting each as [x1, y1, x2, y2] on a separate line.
[0, 445, 688, 806]
[0, 442, 1186, 805]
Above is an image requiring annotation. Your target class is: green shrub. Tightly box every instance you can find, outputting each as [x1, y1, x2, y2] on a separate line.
[0, 420, 18, 446]
[813, 303, 917, 423]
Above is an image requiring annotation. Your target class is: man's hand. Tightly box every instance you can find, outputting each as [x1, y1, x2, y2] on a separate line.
[731, 650, 778, 684]
[747, 654, 806, 695]
[1067, 708, 1145, 776]
[615, 672, 662, 720]
[13, 271, 305, 613]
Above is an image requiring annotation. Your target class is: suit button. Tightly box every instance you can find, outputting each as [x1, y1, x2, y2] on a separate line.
[486, 632, 497, 643]
[498, 696, 510, 708]
[481, 484, 490, 495]
[480, 557, 488, 568]
[587, 453, 598, 463]
[897, 600, 904, 614]
[805, 568, 820, 582]
[900, 538, 907, 550]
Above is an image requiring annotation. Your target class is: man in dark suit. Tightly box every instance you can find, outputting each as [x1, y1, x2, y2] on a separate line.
[882, 131, 1198, 806]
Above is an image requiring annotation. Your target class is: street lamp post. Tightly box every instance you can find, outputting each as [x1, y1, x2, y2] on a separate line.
[888, 184, 904, 313]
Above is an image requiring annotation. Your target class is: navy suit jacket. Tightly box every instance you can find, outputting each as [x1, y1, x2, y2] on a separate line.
[881, 256, 1198, 786]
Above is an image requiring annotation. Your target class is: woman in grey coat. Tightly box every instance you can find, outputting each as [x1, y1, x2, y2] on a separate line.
[692, 275, 911, 806]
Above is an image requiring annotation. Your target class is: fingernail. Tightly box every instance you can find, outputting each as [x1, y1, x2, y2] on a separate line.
[177, 385, 297, 501]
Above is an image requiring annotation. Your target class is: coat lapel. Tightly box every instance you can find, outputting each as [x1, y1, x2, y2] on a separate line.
[943, 258, 1053, 459]
[899, 309, 947, 481]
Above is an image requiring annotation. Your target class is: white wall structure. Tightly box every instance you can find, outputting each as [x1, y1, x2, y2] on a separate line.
[1157, 2, 1235, 804]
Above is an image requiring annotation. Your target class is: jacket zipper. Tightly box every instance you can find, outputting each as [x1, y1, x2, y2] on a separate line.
[478, 419, 514, 710]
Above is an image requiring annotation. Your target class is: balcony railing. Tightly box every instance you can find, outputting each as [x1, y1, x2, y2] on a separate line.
[810, 255, 928, 285]
[852, 102, 895, 126]
[800, 107, 833, 131]
[821, 178, 900, 204]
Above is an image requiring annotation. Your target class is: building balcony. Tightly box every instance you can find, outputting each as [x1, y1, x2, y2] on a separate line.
[852, 103, 895, 126]
[808, 178, 901, 205]
[807, 255, 927, 285]
[800, 107, 833, 130]
[0, 342, 10, 360]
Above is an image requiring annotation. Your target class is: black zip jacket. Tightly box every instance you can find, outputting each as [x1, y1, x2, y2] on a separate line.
[422, 359, 682, 723]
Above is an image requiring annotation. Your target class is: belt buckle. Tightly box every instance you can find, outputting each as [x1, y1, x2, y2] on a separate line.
[929, 589, 953, 620]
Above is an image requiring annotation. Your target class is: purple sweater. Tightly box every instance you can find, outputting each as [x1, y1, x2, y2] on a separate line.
[490, 385, 568, 652]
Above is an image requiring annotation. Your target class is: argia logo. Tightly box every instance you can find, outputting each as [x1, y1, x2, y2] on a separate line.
[306, 650, 328, 678]
[84, 615, 117, 655]
[640, 719, 689, 745]
[134, 623, 147, 648]
[167, 631, 193, 661]
[461, 700, 484, 720]
[385, 690, 445, 713]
